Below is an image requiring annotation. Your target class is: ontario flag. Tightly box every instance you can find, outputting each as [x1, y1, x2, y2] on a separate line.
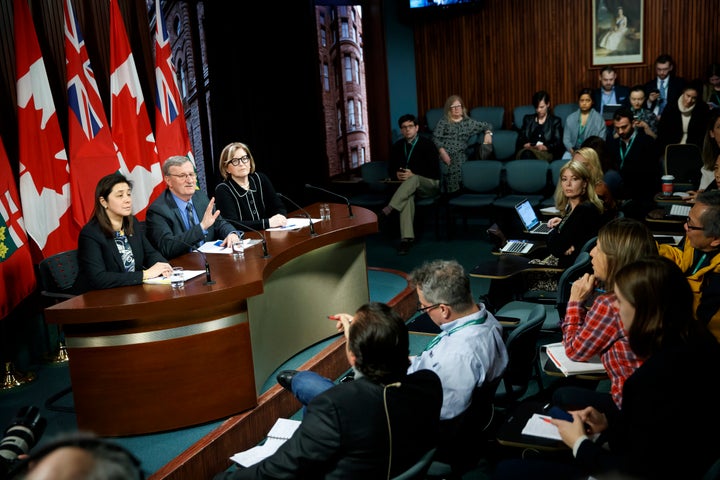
[110, 0, 163, 220]
[65, 0, 122, 227]
[0, 136, 36, 319]
[154, 0, 195, 171]
[15, 0, 78, 259]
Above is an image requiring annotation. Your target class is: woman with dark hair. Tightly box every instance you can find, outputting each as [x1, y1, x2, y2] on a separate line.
[78, 172, 172, 290]
[494, 257, 720, 480]
[562, 88, 606, 159]
[657, 79, 711, 151]
[515, 90, 564, 160]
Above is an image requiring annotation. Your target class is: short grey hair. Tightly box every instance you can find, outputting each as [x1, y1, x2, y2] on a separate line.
[409, 259, 474, 311]
[162, 155, 192, 176]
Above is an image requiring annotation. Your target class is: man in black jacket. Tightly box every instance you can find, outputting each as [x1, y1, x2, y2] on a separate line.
[215, 302, 443, 480]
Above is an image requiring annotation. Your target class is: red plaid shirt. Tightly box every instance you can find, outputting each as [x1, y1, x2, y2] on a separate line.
[563, 294, 642, 408]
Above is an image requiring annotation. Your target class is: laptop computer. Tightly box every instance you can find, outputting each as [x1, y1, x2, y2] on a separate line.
[601, 104, 622, 121]
[514, 199, 553, 235]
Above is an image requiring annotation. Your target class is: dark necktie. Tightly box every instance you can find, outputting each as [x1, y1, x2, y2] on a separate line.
[186, 203, 196, 230]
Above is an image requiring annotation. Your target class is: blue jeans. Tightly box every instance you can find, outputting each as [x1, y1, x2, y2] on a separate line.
[290, 371, 334, 408]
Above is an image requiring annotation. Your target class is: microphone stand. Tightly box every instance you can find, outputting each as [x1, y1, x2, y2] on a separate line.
[224, 219, 271, 258]
[304, 184, 354, 218]
[277, 193, 318, 237]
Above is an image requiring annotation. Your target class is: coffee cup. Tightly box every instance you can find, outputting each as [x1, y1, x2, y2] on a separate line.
[661, 175, 674, 196]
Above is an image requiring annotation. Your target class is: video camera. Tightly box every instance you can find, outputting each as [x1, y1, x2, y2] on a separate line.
[0, 406, 46, 478]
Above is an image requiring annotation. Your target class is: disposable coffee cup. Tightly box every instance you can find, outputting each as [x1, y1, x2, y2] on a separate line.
[661, 175, 674, 196]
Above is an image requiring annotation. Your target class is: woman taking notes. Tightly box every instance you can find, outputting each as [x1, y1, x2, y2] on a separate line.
[78, 173, 172, 290]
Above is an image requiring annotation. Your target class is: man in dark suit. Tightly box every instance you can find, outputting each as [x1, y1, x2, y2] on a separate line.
[605, 108, 660, 221]
[214, 302, 443, 479]
[592, 66, 630, 117]
[644, 53, 686, 119]
[146, 155, 240, 259]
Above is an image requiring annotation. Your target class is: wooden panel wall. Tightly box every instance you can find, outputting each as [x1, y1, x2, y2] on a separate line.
[411, 0, 720, 130]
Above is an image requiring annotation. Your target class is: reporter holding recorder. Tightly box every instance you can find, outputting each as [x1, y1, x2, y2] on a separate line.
[146, 155, 240, 260]
[78, 172, 172, 291]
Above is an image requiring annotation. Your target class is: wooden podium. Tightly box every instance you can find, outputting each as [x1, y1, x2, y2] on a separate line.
[45, 203, 377, 436]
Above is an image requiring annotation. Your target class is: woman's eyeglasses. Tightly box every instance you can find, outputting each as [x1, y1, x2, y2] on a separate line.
[227, 155, 251, 166]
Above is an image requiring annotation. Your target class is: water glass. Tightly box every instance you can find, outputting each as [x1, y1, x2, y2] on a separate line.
[171, 267, 184, 288]
[232, 240, 245, 259]
[322, 203, 331, 221]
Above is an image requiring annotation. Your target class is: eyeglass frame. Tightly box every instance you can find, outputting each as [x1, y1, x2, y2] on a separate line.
[226, 155, 251, 166]
[450, 104, 463, 109]
[416, 302, 441, 314]
[685, 216, 704, 231]
[166, 172, 197, 180]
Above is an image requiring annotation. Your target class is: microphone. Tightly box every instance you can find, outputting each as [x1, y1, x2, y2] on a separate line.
[223, 218, 271, 258]
[305, 184, 354, 218]
[170, 237, 215, 285]
[277, 193, 318, 237]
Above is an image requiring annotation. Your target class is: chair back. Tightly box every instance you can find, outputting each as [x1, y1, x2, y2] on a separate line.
[360, 160, 390, 192]
[549, 158, 566, 187]
[470, 106, 505, 130]
[461, 160, 503, 193]
[512, 105, 535, 131]
[664, 143, 703, 191]
[492, 130, 519, 161]
[554, 102, 579, 126]
[425, 108, 444, 132]
[38, 249, 80, 300]
[498, 304, 546, 403]
[391, 447, 436, 480]
[555, 251, 594, 320]
[503, 160, 550, 195]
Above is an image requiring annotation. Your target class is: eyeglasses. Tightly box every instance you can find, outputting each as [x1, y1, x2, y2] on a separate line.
[416, 302, 441, 314]
[685, 217, 704, 231]
[450, 104, 463, 109]
[227, 155, 251, 166]
[167, 172, 197, 180]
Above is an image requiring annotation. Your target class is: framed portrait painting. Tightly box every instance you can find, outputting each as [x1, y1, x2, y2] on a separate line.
[592, 0, 643, 65]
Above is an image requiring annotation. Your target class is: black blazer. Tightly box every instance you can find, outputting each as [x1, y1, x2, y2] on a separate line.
[516, 114, 564, 159]
[146, 189, 236, 259]
[389, 135, 440, 180]
[656, 100, 710, 151]
[78, 217, 167, 291]
[591, 85, 630, 112]
[218, 370, 443, 480]
[644, 76, 686, 114]
[546, 202, 603, 269]
[214, 172, 287, 231]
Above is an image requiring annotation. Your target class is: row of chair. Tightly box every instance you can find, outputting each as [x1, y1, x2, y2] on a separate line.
[425, 104, 580, 134]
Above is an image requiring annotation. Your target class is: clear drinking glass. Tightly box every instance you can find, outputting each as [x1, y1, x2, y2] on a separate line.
[232, 240, 245, 259]
[171, 267, 184, 288]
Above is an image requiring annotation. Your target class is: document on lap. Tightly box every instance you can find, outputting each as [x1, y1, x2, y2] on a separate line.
[230, 418, 301, 467]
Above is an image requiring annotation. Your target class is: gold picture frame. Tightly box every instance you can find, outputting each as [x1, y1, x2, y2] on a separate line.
[592, 0, 643, 65]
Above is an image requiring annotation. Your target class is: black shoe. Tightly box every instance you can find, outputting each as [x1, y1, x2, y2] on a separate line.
[340, 371, 355, 383]
[276, 370, 298, 391]
[397, 239, 413, 256]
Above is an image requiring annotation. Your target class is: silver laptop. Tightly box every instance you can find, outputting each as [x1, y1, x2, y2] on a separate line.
[514, 199, 553, 235]
[601, 104, 622, 121]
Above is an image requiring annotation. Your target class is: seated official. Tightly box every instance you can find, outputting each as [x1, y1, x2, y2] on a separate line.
[214, 302, 443, 480]
[146, 156, 240, 259]
[494, 257, 720, 480]
[381, 114, 440, 255]
[78, 172, 172, 291]
[214, 142, 287, 231]
[658, 189, 720, 341]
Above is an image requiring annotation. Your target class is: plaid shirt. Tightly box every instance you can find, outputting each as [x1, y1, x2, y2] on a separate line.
[563, 294, 642, 408]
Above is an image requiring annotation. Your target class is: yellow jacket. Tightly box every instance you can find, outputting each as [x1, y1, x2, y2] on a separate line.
[658, 242, 720, 341]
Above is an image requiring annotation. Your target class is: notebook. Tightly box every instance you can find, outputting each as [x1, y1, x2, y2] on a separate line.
[514, 199, 553, 235]
[601, 104, 622, 121]
[668, 203, 691, 218]
[500, 240, 534, 254]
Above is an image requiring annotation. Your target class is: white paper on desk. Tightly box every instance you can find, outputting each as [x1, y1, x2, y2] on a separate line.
[540, 206, 560, 215]
[544, 342, 605, 376]
[143, 270, 205, 285]
[196, 239, 263, 254]
[266, 217, 321, 232]
[521, 414, 562, 440]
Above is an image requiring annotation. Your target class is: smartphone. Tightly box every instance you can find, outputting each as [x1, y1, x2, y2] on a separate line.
[547, 406, 573, 422]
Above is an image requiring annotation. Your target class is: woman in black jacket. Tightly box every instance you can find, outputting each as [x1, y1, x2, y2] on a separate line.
[515, 90, 565, 160]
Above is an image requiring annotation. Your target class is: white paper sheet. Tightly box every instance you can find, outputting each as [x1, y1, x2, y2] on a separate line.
[266, 218, 322, 232]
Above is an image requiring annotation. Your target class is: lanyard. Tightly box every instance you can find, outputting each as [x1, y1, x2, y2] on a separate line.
[619, 133, 636, 169]
[404, 137, 418, 168]
[692, 253, 708, 275]
[423, 315, 486, 351]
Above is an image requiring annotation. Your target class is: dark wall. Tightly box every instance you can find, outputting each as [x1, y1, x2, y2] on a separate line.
[203, 2, 328, 204]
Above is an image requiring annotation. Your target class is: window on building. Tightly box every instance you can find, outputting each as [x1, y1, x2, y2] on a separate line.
[337, 109, 342, 134]
[341, 20, 349, 39]
[321, 28, 326, 47]
[178, 59, 187, 98]
[323, 63, 329, 91]
[344, 55, 352, 82]
[354, 58, 360, 84]
[351, 148, 358, 168]
[173, 15, 181, 36]
[357, 100, 363, 127]
[348, 100, 355, 128]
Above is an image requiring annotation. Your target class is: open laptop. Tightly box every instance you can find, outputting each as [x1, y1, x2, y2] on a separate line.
[514, 199, 553, 235]
[601, 104, 622, 121]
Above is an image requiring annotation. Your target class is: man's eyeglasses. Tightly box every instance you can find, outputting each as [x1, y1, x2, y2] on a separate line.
[416, 302, 441, 314]
[227, 155, 251, 166]
[686, 217, 704, 231]
[167, 172, 197, 180]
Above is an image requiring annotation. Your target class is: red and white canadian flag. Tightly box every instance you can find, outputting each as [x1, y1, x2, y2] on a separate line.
[65, 0, 122, 227]
[110, 0, 163, 220]
[15, 0, 78, 258]
[154, 0, 195, 170]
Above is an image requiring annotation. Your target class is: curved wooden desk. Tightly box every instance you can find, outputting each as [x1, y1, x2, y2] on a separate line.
[45, 203, 377, 436]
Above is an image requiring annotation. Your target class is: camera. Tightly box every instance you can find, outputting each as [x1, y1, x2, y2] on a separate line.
[0, 406, 46, 477]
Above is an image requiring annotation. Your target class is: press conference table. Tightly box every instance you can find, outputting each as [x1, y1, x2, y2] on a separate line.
[45, 203, 377, 436]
